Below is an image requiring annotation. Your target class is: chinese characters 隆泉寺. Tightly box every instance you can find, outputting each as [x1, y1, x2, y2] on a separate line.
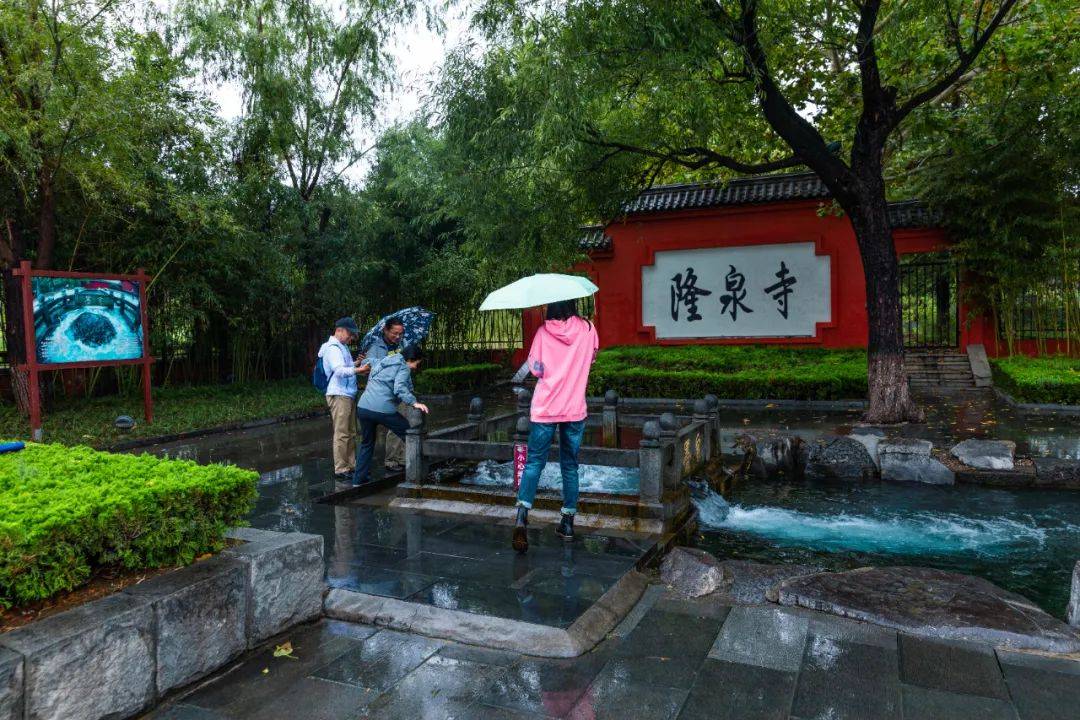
[763, 260, 797, 319]
[670, 267, 712, 322]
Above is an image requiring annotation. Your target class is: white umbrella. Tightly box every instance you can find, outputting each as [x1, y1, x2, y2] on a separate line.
[479, 273, 599, 311]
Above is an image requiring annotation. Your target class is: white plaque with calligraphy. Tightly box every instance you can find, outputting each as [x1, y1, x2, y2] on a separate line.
[642, 242, 831, 338]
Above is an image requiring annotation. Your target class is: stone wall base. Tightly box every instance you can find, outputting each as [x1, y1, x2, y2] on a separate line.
[0, 529, 323, 720]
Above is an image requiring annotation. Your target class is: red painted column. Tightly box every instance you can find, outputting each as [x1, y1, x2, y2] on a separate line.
[514, 308, 545, 366]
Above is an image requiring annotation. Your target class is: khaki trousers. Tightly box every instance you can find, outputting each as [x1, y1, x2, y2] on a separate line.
[327, 395, 358, 474]
[381, 403, 407, 467]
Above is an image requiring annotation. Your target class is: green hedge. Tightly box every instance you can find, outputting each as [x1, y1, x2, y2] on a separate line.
[990, 355, 1080, 405]
[587, 345, 868, 400]
[0, 443, 257, 609]
[414, 363, 503, 395]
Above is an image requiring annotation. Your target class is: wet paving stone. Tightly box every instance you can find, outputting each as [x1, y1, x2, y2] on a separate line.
[1000, 657, 1080, 720]
[900, 685, 1019, 720]
[435, 643, 521, 667]
[359, 654, 505, 719]
[181, 622, 367, 713]
[517, 566, 617, 603]
[408, 578, 593, 627]
[233, 676, 373, 720]
[341, 544, 413, 570]
[708, 606, 809, 672]
[589, 655, 700, 691]
[566, 670, 689, 720]
[899, 635, 1010, 700]
[790, 634, 902, 720]
[677, 659, 796, 720]
[617, 607, 727, 677]
[473, 652, 611, 717]
[310, 628, 444, 693]
[328, 565, 438, 599]
[145, 705, 233, 720]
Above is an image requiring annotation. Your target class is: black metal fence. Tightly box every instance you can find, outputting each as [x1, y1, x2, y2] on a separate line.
[1000, 282, 1078, 341]
[900, 255, 958, 348]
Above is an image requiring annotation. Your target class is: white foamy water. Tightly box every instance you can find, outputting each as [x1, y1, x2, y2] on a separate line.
[461, 460, 640, 495]
[37, 307, 143, 363]
[692, 485, 1048, 556]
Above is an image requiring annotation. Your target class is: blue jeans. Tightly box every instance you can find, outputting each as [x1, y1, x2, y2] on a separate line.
[352, 407, 409, 485]
[516, 420, 586, 515]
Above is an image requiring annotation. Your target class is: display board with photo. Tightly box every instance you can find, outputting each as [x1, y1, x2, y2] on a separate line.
[31, 277, 145, 364]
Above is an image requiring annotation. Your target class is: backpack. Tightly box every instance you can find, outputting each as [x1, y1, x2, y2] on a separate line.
[312, 357, 330, 393]
[312, 344, 348, 393]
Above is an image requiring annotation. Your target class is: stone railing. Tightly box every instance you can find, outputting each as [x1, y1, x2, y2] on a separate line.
[398, 390, 720, 534]
[0, 528, 323, 720]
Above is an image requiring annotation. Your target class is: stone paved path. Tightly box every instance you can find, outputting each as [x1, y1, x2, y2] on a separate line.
[143, 587, 1080, 720]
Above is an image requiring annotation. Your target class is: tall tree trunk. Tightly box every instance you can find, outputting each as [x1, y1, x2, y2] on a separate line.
[34, 167, 57, 269]
[2, 219, 30, 416]
[848, 194, 923, 424]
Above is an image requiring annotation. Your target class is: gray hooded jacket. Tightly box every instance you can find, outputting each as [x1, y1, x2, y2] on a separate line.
[358, 353, 417, 414]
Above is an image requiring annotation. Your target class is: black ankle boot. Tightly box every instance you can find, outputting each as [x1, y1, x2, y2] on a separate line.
[556, 513, 574, 541]
[512, 506, 529, 554]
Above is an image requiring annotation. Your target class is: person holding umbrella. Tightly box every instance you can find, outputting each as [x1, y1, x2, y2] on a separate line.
[359, 308, 435, 473]
[352, 343, 430, 486]
[479, 274, 600, 552]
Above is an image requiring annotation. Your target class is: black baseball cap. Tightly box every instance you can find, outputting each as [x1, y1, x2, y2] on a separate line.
[335, 317, 360, 334]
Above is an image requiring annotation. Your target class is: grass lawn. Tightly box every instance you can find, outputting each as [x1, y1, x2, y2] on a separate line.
[0, 377, 326, 448]
[990, 355, 1080, 405]
[588, 345, 868, 400]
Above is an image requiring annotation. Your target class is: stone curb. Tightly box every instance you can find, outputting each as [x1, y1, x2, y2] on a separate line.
[586, 396, 867, 411]
[323, 569, 650, 659]
[0, 529, 324, 720]
[993, 387, 1080, 417]
[105, 409, 329, 451]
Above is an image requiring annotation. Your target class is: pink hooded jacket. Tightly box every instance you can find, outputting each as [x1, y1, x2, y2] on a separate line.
[527, 316, 599, 423]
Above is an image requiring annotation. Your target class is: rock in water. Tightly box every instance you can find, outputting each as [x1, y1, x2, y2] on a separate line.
[804, 436, 877, 482]
[661, 547, 728, 598]
[880, 439, 954, 486]
[737, 434, 803, 480]
[70, 311, 117, 347]
[773, 566, 1080, 653]
[709, 560, 822, 605]
[950, 439, 1016, 471]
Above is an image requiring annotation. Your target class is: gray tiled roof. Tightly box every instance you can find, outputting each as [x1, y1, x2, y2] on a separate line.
[580, 172, 939, 251]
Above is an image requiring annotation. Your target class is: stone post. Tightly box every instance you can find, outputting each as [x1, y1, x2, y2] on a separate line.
[602, 389, 619, 447]
[513, 415, 531, 445]
[693, 398, 711, 463]
[467, 396, 486, 440]
[516, 387, 532, 419]
[404, 405, 427, 485]
[659, 412, 679, 487]
[638, 420, 663, 505]
[704, 394, 720, 454]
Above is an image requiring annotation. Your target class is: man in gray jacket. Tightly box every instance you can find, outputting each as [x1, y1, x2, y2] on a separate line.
[362, 317, 406, 471]
[353, 344, 429, 485]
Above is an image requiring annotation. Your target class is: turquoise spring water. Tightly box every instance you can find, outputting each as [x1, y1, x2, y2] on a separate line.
[692, 480, 1080, 618]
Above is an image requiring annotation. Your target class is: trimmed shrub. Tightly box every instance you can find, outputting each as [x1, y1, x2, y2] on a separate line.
[414, 363, 503, 395]
[990, 355, 1080, 405]
[0, 443, 257, 609]
[416, 362, 503, 394]
[588, 345, 868, 400]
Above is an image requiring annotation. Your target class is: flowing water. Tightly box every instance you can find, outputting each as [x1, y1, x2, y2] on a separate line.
[692, 479, 1080, 618]
[461, 459, 640, 495]
[37, 307, 143, 363]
